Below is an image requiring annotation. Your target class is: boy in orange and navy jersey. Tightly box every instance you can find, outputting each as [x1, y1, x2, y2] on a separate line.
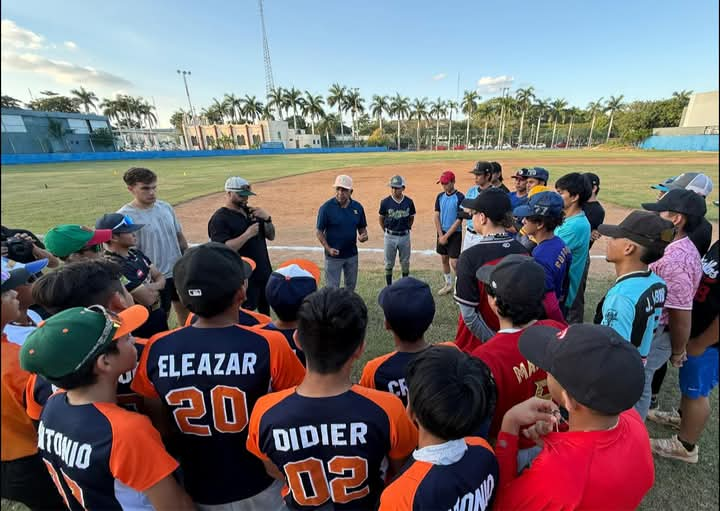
[19, 304, 194, 510]
[360, 276, 440, 406]
[132, 243, 305, 508]
[379, 346, 498, 510]
[247, 287, 418, 510]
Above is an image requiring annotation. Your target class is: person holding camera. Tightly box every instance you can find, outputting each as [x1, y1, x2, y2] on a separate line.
[208, 177, 275, 314]
[1, 226, 59, 269]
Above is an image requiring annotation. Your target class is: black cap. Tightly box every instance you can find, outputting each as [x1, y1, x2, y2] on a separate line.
[461, 188, 511, 223]
[598, 211, 675, 248]
[470, 161, 493, 175]
[378, 277, 435, 330]
[519, 324, 645, 415]
[641, 188, 707, 217]
[584, 172, 600, 188]
[173, 242, 252, 312]
[476, 254, 546, 306]
[95, 213, 144, 234]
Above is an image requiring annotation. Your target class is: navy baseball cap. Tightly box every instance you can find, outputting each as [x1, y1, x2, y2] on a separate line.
[641, 188, 707, 217]
[1, 258, 49, 292]
[526, 167, 549, 183]
[519, 324, 645, 415]
[461, 188, 511, 223]
[378, 277, 435, 331]
[95, 213, 144, 234]
[513, 191, 564, 218]
[470, 161, 493, 176]
[266, 263, 318, 319]
[476, 254, 546, 307]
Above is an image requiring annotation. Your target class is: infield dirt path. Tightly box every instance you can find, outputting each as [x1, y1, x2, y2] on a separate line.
[175, 157, 718, 280]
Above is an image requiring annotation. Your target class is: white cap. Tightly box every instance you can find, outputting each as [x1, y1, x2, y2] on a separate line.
[668, 172, 713, 197]
[333, 175, 353, 190]
[225, 176, 250, 192]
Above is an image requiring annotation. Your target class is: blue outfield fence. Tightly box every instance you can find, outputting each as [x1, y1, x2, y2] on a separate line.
[0, 146, 389, 166]
[639, 135, 719, 152]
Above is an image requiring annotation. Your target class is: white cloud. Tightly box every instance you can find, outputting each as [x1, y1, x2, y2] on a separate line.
[63, 41, 78, 50]
[476, 75, 515, 94]
[2, 52, 132, 88]
[1, 19, 44, 50]
[432, 73, 447, 81]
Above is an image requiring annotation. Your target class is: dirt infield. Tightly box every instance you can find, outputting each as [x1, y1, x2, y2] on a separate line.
[177, 158, 712, 280]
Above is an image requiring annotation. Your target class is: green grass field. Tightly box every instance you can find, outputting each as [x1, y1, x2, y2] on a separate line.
[1, 149, 717, 234]
[1, 149, 718, 510]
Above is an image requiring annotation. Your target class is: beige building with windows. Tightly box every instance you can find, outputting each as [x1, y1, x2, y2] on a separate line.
[182, 119, 321, 150]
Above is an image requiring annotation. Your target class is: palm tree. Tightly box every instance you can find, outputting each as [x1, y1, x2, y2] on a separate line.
[550, 98, 567, 147]
[260, 103, 274, 121]
[139, 101, 158, 128]
[345, 89, 365, 142]
[318, 113, 340, 147]
[429, 98, 446, 150]
[672, 90, 693, 106]
[223, 93, 243, 123]
[267, 86, 286, 118]
[302, 92, 325, 135]
[410, 97, 429, 150]
[370, 95, 389, 132]
[497, 96, 515, 147]
[534, 98, 549, 146]
[515, 87, 535, 146]
[446, 100, 458, 150]
[70, 87, 98, 114]
[389, 94, 410, 150]
[605, 95, 625, 143]
[461, 90, 479, 148]
[586, 98, 604, 147]
[210, 97, 228, 124]
[327, 83, 348, 138]
[283, 87, 304, 131]
[242, 95, 264, 123]
[565, 107, 581, 148]
[1, 95, 22, 109]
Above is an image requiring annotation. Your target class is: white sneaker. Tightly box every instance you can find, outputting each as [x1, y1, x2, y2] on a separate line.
[647, 408, 681, 430]
[650, 435, 698, 463]
[437, 284, 453, 296]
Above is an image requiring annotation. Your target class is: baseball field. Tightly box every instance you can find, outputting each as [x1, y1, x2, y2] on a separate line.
[1, 148, 718, 510]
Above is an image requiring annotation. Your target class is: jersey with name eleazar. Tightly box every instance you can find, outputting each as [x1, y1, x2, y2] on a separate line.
[37, 393, 178, 511]
[132, 325, 305, 505]
[379, 437, 498, 511]
[247, 385, 418, 510]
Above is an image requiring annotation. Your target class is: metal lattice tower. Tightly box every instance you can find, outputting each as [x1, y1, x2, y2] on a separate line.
[258, 0, 275, 98]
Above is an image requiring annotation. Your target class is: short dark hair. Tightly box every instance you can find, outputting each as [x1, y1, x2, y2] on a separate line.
[555, 172, 591, 206]
[123, 167, 157, 186]
[526, 212, 565, 232]
[32, 260, 125, 314]
[638, 244, 666, 265]
[296, 288, 368, 374]
[406, 346, 496, 440]
[386, 314, 433, 344]
[272, 302, 302, 323]
[583, 172, 600, 195]
[51, 342, 120, 390]
[493, 293, 544, 326]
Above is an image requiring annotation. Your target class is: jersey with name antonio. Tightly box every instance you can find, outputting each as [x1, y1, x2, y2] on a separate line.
[471, 319, 565, 444]
[37, 392, 178, 511]
[379, 437, 498, 511]
[25, 338, 148, 420]
[454, 235, 528, 352]
[379, 195, 416, 233]
[247, 385, 418, 510]
[131, 325, 305, 505]
[359, 343, 457, 406]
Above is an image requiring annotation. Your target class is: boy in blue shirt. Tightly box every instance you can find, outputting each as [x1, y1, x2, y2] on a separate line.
[554, 173, 592, 323]
[462, 162, 493, 252]
[594, 210, 675, 416]
[434, 171, 465, 295]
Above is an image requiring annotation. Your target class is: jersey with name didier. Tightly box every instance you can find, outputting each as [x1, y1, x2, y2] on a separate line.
[247, 385, 418, 510]
[131, 324, 305, 505]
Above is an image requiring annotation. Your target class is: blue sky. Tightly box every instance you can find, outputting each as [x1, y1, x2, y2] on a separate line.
[2, 0, 718, 127]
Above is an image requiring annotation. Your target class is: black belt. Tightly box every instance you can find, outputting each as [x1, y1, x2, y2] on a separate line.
[385, 229, 409, 236]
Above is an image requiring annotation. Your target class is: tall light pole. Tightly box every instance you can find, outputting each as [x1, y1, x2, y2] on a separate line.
[496, 87, 510, 148]
[177, 69, 201, 149]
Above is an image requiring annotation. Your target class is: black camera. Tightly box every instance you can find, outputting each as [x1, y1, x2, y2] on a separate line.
[2, 237, 35, 263]
[457, 210, 473, 221]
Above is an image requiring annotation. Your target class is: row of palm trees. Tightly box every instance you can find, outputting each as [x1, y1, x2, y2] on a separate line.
[193, 84, 685, 149]
[67, 87, 159, 130]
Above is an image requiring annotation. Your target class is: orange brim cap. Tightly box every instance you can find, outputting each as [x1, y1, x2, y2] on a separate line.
[278, 258, 321, 285]
[113, 305, 149, 339]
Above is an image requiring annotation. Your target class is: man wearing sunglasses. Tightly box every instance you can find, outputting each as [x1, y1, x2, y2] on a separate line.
[97, 213, 169, 338]
[209, 176, 275, 315]
[43, 224, 112, 263]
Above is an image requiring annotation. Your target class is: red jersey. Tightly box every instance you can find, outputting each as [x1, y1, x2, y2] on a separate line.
[247, 385, 418, 510]
[471, 319, 565, 443]
[494, 409, 654, 510]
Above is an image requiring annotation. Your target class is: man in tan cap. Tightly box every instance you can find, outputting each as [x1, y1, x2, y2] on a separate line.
[316, 175, 368, 291]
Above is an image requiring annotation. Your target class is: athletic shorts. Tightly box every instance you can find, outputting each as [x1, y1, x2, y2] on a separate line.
[679, 346, 719, 399]
[436, 230, 462, 259]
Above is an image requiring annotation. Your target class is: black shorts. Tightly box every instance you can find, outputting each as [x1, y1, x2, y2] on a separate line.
[1, 454, 67, 510]
[436, 231, 462, 259]
[159, 277, 180, 314]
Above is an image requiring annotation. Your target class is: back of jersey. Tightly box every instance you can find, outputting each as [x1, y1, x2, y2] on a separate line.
[132, 325, 304, 505]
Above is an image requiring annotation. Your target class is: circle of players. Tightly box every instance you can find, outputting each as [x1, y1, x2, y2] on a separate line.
[1, 165, 717, 510]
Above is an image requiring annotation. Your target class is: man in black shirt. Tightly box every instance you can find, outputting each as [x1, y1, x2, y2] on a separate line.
[96, 213, 169, 337]
[208, 177, 275, 314]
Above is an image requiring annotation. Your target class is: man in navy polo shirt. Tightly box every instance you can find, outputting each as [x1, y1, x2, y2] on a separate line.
[316, 175, 368, 291]
[379, 175, 416, 286]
